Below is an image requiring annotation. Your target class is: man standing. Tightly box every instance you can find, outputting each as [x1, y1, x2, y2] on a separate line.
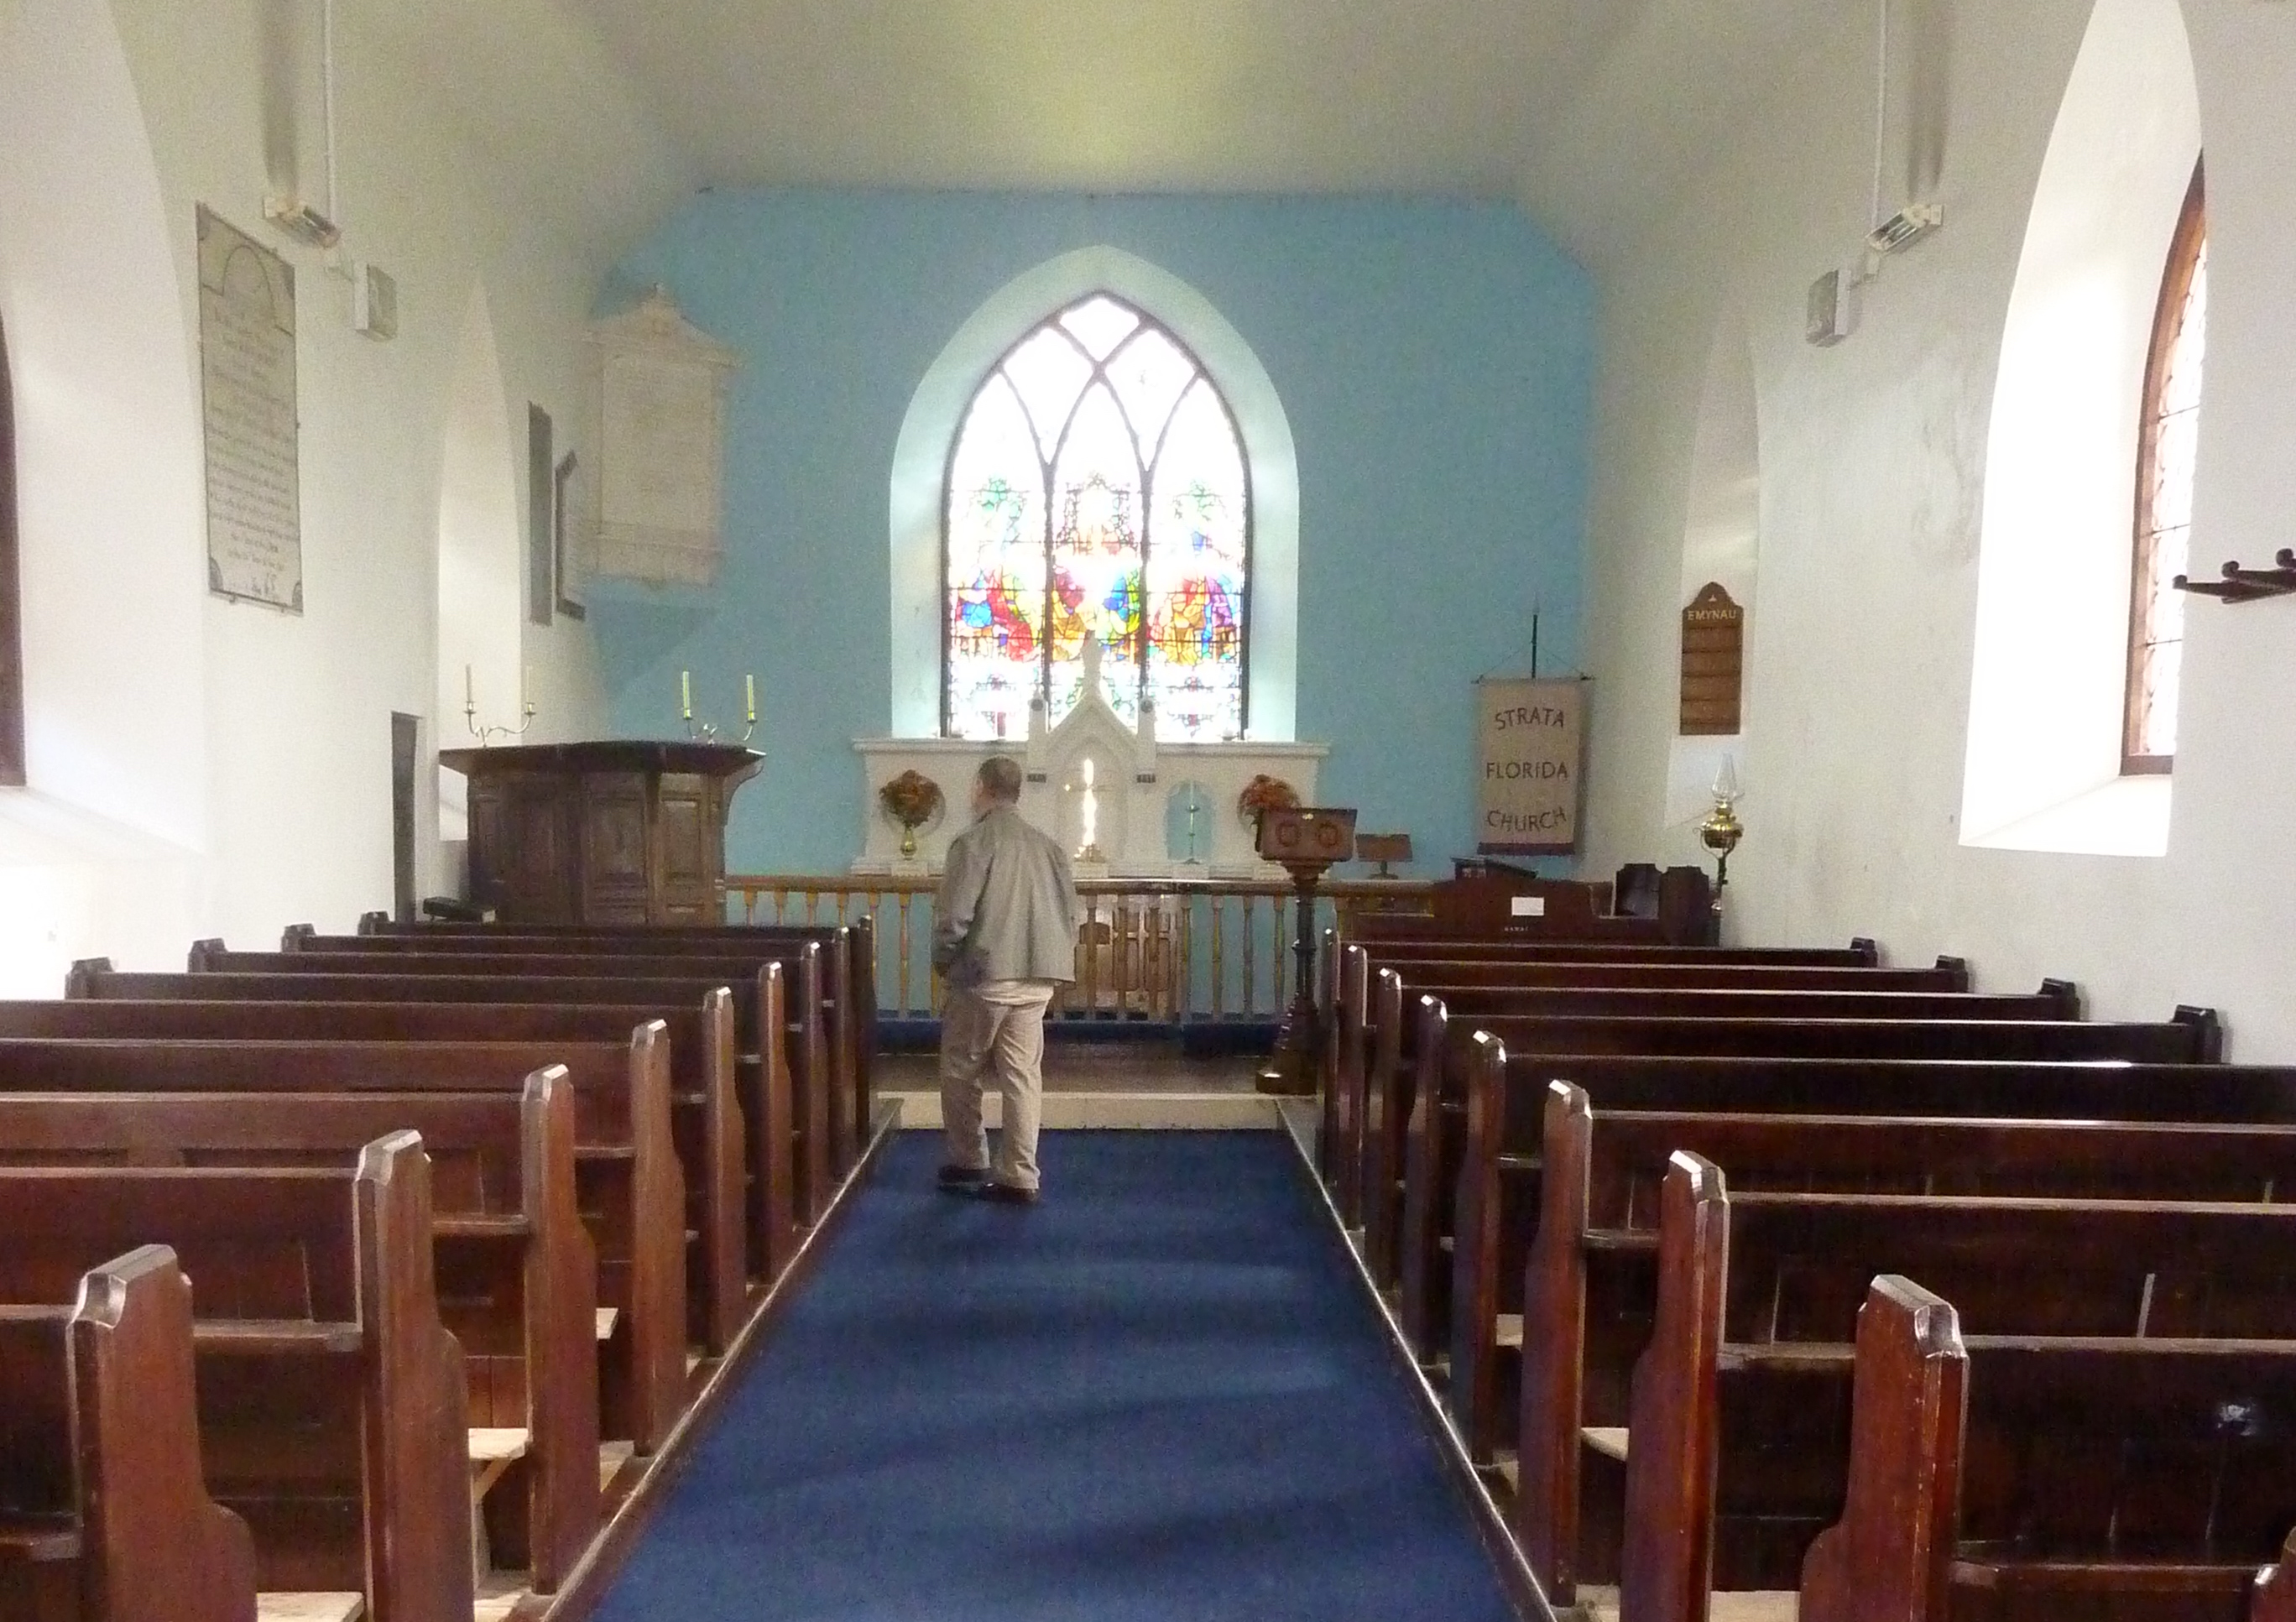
[934, 755, 1081, 1204]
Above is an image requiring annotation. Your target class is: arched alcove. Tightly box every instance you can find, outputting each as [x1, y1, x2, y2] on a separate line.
[1959, 0, 2200, 855]
[434, 284, 525, 865]
[1667, 313, 1761, 827]
[0, 0, 208, 990]
[0, 0, 206, 844]
[889, 247, 1299, 741]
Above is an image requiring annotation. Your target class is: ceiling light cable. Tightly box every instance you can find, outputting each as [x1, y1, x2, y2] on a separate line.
[1870, 0, 1890, 232]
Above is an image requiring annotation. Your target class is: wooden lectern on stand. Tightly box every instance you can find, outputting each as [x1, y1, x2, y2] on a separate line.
[440, 741, 762, 925]
[1255, 805, 1359, 1097]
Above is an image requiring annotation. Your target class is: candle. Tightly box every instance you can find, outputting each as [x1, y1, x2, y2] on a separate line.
[464, 664, 473, 709]
[681, 670, 692, 720]
[745, 674, 756, 724]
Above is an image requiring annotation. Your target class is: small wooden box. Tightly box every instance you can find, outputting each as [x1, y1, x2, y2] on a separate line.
[1255, 806, 1359, 866]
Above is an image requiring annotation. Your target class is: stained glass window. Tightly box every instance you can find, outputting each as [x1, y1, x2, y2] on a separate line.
[2124, 163, 2206, 773]
[944, 295, 1249, 740]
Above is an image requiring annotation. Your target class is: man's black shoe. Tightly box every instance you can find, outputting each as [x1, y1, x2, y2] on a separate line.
[973, 1181, 1041, 1207]
[937, 1165, 990, 1192]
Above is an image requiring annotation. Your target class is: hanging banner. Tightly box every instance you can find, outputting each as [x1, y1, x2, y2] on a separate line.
[1474, 675, 1587, 855]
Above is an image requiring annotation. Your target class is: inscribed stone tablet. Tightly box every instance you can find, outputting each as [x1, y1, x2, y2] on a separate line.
[197, 206, 302, 612]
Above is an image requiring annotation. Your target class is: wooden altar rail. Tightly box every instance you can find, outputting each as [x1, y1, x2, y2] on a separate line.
[724, 874, 1437, 1025]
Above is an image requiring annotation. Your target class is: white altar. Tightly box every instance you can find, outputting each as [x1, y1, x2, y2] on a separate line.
[853, 636, 1327, 877]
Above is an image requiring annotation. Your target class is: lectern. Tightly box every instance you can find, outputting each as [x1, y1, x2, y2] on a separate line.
[440, 741, 762, 925]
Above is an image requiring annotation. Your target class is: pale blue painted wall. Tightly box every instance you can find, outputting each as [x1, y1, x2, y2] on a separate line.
[594, 190, 1593, 876]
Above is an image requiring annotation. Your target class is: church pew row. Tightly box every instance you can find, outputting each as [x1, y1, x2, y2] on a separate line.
[1333, 935, 1884, 968]
[1391, 997, 2223, 1361]
[187, 943, 822, 1253]
[1468, 1050, 2296, 1479]
[0, 1018, 690, 1450]
[0, 1074, 598, 1593]
[0, 1135, 471, 1622]
[0, 1244, 261, 1622]
[1598, 1158, 2296, 1622]
[1798, 1275, 2296, 1622]
[1349, 969, 2091, 1254]
[1505, 1061, 2296, 1603]
[325, 914, 878, 1164]
[1424, 1043, 2296, 1463]
[1496, 1060, 2296, 1505]
[50, 973, 762, 1352]
[1322, 945, 1982, 1230]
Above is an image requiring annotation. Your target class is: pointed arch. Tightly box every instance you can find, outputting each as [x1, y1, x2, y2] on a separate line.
[1959, 0, 2200, 855]
[434, 284, 524, 849]
[942, 294, 1249, 741]
[2122, 159, 2207, 773]
[890, 248, 1298, 739]
[1666, 310, 1760, 827]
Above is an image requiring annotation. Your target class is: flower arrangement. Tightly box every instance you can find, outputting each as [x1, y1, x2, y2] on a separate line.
[877, 769, 946, 858]
[1236, 773, 1301, 829]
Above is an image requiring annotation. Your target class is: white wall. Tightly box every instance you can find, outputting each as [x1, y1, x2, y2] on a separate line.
[0, 0, 683, 985]
[1579, 0, 2296, 1057]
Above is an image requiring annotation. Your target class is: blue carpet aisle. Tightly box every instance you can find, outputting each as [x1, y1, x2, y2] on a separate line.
[594, 1130, 1520, 1622]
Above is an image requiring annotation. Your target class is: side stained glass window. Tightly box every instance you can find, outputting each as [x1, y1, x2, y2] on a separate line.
[2124, 161, 2206, 774]
[944, 295, 1249, 740]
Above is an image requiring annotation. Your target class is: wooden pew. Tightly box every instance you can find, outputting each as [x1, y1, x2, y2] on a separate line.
[0, 1135, 471, 1622]
[1391, 996, 2222, 1362]
[0, 1074, 598, 1592]
[1325, 946, 1979, 1233]
[1585, 1156, 2296, 1621]
[0, 1017, 691, 1451]
[1349, 966, 2082, 1261]
[190, 941, 826, 1255]
[0, 1244, 260, 1622]
[49, 973, 761, 1353]
[1801, 1275, 2296, 1622]
[326, 915, 879, 1166]
[1474, 1052, 2296, 1477]
[1505, 1064, 2296, 1523]
[1418, 1040, 2295, 1466]
[1511, 1070, 2296, 1605]
[220, 941, 829, 1207]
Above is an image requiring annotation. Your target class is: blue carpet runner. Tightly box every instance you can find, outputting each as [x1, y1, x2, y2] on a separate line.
[593, 1130, 1519, 1621]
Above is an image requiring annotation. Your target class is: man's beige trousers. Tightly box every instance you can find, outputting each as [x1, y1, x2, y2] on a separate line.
[939, 979, 1057, 1192]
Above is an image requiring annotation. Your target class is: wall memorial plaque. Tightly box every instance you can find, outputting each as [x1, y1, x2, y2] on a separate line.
[1679, 581, 1745, 734]
[587, 288, 739, 588]
[1474, 675, 1586, 856]
[197, 206, 302, 612]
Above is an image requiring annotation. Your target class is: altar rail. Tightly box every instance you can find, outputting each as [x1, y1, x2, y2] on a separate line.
[724, 874, 1436, 1029]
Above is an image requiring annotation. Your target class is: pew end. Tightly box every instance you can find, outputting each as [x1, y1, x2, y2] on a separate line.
[2176, 1004, 2226, 1061]
[1798, 1276, 1966, 1622]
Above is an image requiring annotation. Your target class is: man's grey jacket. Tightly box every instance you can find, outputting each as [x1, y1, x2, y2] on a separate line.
[933, 804, 1082, 987]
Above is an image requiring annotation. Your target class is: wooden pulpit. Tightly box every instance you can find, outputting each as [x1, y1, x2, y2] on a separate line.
[440, 741, 762, 925]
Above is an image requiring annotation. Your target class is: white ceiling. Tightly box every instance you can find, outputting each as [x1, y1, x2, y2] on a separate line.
[360, 0, 1860, 269]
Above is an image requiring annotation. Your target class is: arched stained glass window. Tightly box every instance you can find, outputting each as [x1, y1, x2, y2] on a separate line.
[944, 294, 1249, 741]
[2124, 161, 2206, 773]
